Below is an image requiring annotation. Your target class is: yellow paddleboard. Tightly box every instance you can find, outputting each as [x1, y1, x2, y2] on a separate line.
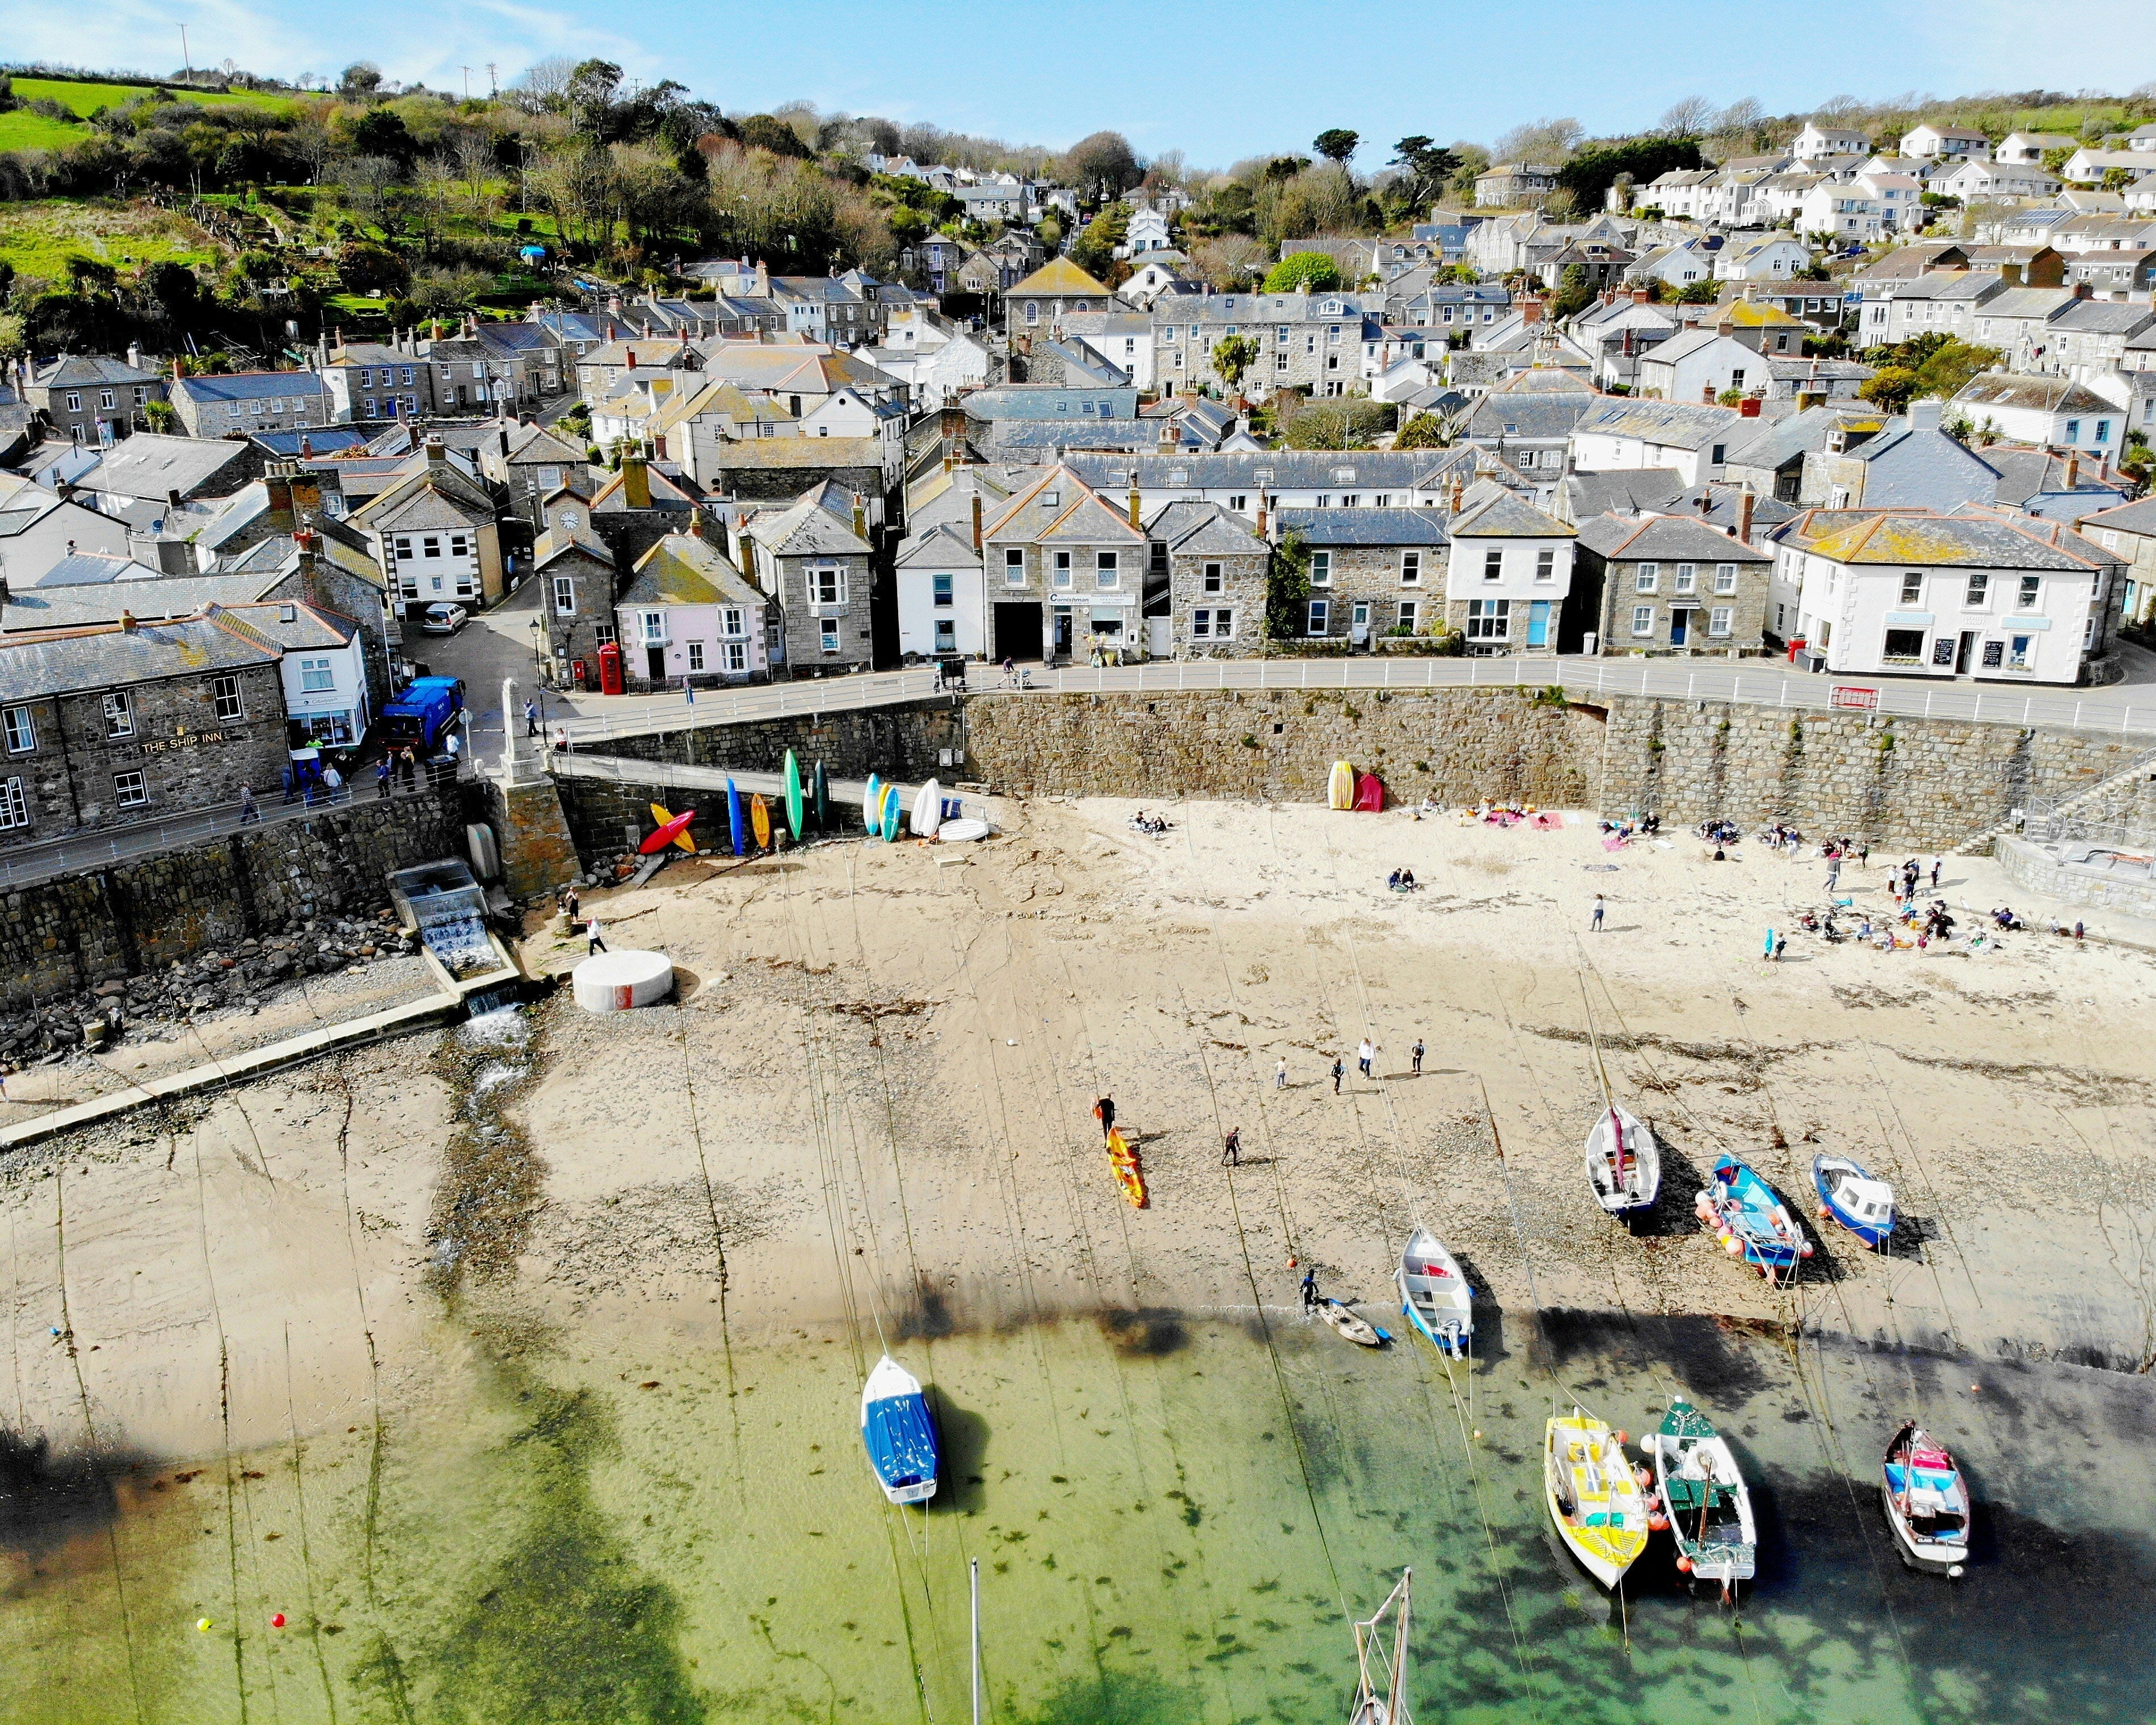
[1328, 760, 1356, 810]
[751, 793, 772, 850]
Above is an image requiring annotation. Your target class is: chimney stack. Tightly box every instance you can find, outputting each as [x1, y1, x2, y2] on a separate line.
[119, 609, 137, 632]
[2064, 451, 2080, 489]
[1448, 474, 1464, 515]
[853, 494, 868, 542]
[1128, 483, 1142, 528]
[622, 451, 651, 510]
[1632, 286, 1651, 304]
[425, 434, 447, 468]
[1737, 487, 1756, 544]
[971, 493, 983, 552]
[1519, 294, 1544, 326]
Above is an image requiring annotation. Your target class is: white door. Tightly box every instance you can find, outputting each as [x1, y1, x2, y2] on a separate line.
[1350, 601, 1371, 644]
[1146, 617, 1171, 657]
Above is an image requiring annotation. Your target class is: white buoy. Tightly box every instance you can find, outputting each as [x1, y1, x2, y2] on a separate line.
[571, 949, 675, 1013]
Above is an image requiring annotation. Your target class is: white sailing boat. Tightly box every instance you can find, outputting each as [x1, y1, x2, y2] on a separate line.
[1347, 1568, 1412, 1725]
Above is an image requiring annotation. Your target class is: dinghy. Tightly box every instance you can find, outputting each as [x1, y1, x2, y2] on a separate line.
[1695, 1155, 1812, 1280]
[861, 1354, 940, 1505]
[912, 777, 943, 839]
[726, 779, 744, 857]
[1346, 1569, 1412, 1725]
[880, 783, 904, 842]
[812, 760, 829, 834]
[1397, 1226, 1472, 1360]
[1881, 1421, 1969, 1576]
[1585, 1104, 1661, 1218]
[1318, 1298, 1383, 1348]
[1329, 760, 1357, 810]
[1544, 1407, 1648, 1589]
[1645, 1400, 1757, 1591]
[1814, 1154, 1896, 1249]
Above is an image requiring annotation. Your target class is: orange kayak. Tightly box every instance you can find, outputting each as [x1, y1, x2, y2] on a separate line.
[1106, 1127, 1147, 1208]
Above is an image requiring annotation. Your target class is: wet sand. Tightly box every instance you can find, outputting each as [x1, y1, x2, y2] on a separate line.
[4, 797, 2155, 1723]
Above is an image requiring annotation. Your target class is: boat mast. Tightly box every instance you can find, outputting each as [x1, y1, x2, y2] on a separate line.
[1389, 1567, 1412, 1725]
[970, 1557, 982, 1725]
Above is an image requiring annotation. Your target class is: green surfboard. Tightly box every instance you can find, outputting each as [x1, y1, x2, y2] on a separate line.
[784, 749, 805, 840]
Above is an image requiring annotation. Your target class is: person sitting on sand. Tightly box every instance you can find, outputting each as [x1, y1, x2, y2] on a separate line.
[1399, 867, 1416, 890]
[1388, 868, 1403, 891]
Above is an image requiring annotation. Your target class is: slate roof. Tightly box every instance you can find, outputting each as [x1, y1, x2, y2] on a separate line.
[619, 533, 760, 608]
[748, 482, 874, 557]
[533, 524, 616, 569]
[1562, 470, 1688, 520]
[982, 465, 1146, 544]
[1, 571, 287, 633]
[1724, 404, 1889, 469]
[1449, 486, 1574, 538]
[26, 552, 158, 587]
[698, 437, 883, 470]
[1008, 258, 1115, 297]
[895, 521, 983, 569]
[31, 354, 159, 389]
[1958, 372, 2117, 415]
[0, 612, 282, 698]
[83, 434, 252, 500]
[2079, 497, 2156, 537]
[214, 600, 359, 651]
[993, 422, 1161, 453]
[962, 385, 1138, 421]
[1573, 512, 1770, 562]
[1573, 399, 1745, 450]
[252, 428, 371, 458]
[1271, 507, 1451, 546]
[1805, 512, 2096, 569]
[1143, 500, 1267, 555]
[172, 371, 328, 405]
[1067, 451, 1461, 494]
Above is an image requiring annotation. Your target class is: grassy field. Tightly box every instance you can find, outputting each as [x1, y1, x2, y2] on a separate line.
[12, 76, 302, 117]
[0, 198, 224, 282]
[0, 107, 86, 151]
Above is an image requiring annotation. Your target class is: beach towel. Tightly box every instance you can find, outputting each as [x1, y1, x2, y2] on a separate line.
[1532, 811, 1563, 831]
[1602, 835, 1627, 852]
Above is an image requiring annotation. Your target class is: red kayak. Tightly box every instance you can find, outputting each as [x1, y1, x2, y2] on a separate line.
[639, 803, 698, 854]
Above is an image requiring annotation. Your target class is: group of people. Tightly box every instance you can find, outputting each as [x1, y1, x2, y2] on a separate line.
[1386, 866, 1419, 893]
[558, 884, 607, 954]
[1128, 810, 1173, 835]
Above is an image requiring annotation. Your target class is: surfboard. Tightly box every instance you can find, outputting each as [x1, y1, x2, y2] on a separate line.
[784, 750, 805, 841]
[1354, 771, 1384, 813]
[1328, 760, 1356, 810]
[864, 773, 882, 834]
[938, 818, 990, 843]
[751, 793, 772, 851]
[881, 784, 903, 842]
[726, 780, 744, 857]
[812, 760, 829, 834]
[912, 777, 943, 839]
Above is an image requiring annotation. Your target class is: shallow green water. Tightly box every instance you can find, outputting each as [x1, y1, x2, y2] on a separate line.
[9, 1297, 2154, 1725]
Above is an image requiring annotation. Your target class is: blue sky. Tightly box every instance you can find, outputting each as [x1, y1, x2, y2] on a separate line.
[6, 0, 2152, 166]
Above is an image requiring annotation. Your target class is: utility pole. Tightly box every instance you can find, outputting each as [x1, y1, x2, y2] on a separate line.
[180, 24, 191, 78]
[486, 63, 498, 96]
[461, 66, 472, 100]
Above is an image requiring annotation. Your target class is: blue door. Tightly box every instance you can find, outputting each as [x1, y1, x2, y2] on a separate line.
[1669, 608, 1689, 647]
[1527, 601, 1550, 647]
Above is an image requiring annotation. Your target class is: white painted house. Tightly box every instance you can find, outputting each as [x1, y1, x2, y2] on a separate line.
[1637, 329, 1770, 404]
[895, 522, 988, 659]
[1799, 182, 1885, 242]
[1571, 399, 1747, 487]
[1712, 237, 1814, 282]
[1935, 159, 2062, 203]
[1792, 124, 1872, 167]
[225, 601, 373, 749]
[1951, 373, 2122, 452]
[1899, 125, 1991, 162]
[1442, 483, 1578, 653]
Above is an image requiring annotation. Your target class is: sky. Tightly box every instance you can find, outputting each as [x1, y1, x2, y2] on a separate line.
[6, 0, 2154, 167]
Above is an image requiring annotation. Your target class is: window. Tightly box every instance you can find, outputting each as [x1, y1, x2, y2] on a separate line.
[65, 392, 82, 412]
[450, 534, 470, 558]
[114, 771, 148, 810]
[1713, 562, 1738, 595]
[554, 576, 576, 616]
[1965, 573, 1990, 608]
[1708, 607, 1733, 637]
[820, 619, 841, 654]
[2008, 633, 2035, 669]
[724, 640, 748, 673]
[814, 565, 848, 606]
[1397, 599, 1418, 632]
[1633, 604, 1657, 636]
[2017, 575, 2040, 609]
[1635, 563, 1659, 594]
[423, 537, 441, 559]
[688, 642, 706, 672]
[2, 706, 33, 754]
[1401, 552, 1421, 586]
[1193, 608, 1236, 639]
[0, 777, 26, 830]
[1466, 598, 1510, 639]
[595, 623, 617, 647]
[363, 398, 377, 418]
[2095, 421, 2111, 444]
[1728, 369, 1744, 392]
[1896, 571, 1924, 605]
[2085, 615, 2098, 650]
[1096, 552, 1119, 590]
[1883, 627, 1926, 663]
[298, 657, 335, 694]
[933, 573, 954, 607]
[1483, 549, 1503, 582]
[1534, 549, 1555, 583]
[1307, 598, 1331, 635]
[2064, 419, 2079, 441]
[211, 675, 245, 722]
[1309, 550, 1333, 587]
[1675, 563, 1700, 595]
[1203, 562, 1224, 593]
[934, 619, 956, 651]
[1228, 494, 1248, 512]
[103, 691, 134, 738]
[641, 611, 666, 643]
[1340, 494, 1359, 508]
[1005, 548, 1026, 586]
[1710, 443, 1727, 465]
[1053, 551, 1073, 588]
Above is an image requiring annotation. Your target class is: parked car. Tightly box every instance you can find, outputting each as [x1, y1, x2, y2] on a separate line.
[419, 603, 470, 634]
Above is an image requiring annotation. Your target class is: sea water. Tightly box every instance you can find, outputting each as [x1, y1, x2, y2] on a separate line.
[4, 1299, 2151, 1724]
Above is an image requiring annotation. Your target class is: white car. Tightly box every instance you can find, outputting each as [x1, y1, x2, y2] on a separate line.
[419, 603, 470, 634]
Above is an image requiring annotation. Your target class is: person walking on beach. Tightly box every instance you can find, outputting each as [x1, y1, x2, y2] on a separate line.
[1300, 1267, 1319, 1311]
[1094, 1094, 1116, 1139]
[1222, 1127, 1241, 1168]
[1930, 857, 1942, 890]
[1824, 856, 1841, 893]
[1357, 1038, 1375, 1080]
[1331, 1056, 1345, 1095]
[562, 885, 580, 930]
[399, 746, 417, 789]
[1410, 1037, 1425, 1076]
[1591, 893, 1605, 932]
[586, 916, 608, 954]
[1275, 1055, 1288, 1089]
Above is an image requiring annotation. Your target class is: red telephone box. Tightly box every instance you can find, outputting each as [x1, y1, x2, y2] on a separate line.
[597, 641, 624, 696]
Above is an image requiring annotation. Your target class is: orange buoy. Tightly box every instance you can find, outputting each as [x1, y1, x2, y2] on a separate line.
[1676, 1555, 1694, 1573]
[1649, 1512, 1670, 1532]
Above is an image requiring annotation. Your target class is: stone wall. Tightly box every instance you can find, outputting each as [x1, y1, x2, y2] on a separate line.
[470, 776, 580, 900]
[589, 699, 966, 786]
[1995, 836, 2156, 918]
[0, 784, 462, 1012]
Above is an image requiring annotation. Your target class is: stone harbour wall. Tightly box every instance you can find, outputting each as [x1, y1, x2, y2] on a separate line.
[589, 699, 966, 786]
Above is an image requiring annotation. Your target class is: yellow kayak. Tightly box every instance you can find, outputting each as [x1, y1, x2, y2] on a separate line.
[1544, 1408, 1649, 1589]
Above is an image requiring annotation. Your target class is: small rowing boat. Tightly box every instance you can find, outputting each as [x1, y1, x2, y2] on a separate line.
[1882, 1421, 1969, 1576]
[1319, 1298, 1383, 1348]
[861, 1355, 939, 1505]
[1814, 1153, 1896, 1249]
[1585, 1104, 1661, 1218]
[1695, 1155, 1812, 1280]
[1397, 1226, 1472, 1359]
[1544, 1407, 1648, 1589]
[1645, 1399, 1757, 1591]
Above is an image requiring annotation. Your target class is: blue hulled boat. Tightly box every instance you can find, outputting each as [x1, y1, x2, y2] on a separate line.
[1695, 1155, 1812, 1280]
[862, 1354, 940, 1505]
[1813, 1154, 1896, 1249]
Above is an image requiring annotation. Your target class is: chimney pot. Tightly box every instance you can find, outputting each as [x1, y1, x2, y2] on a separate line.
[1737, 487, 1757, 542]
[971, 494, 983, 553]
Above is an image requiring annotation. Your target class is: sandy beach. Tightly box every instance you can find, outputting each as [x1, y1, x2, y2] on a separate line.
[5, 795, 2155, 1723]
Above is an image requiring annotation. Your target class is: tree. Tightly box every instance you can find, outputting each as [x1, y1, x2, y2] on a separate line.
[1912, 339, 1999, 401]
[1493, 116, 1582, 166]
[1064, 131, 1140, 203]
[1549, 262, 1593, 320]
[1212, 333, 1260, 392]
[1312, 129, 1359, 174]
[1266, 532, 1313, 641]
[338, 62, 383, 98]
[1389, 136, 1462, 213]
[1658, 96, 1717, 136]
[1264, 250, 1342, 292]
[350, 108, 415, 168]
[565, 60, 624, 137]
[1859, 365, 1918, 412]
[738, 114, 812, 159]
[1392, 410, 1448, 449]
[1556, 139, 1703, 217]
[2103, 166, 2135, 191]
[1189, 234, 1267, 289]
[1279, 395, 1390, 449]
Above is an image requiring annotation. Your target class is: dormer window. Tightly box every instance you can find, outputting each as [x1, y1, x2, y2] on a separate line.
[1041, 490, 1059, 507]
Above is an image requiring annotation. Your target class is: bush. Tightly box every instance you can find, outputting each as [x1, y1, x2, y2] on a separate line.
[1392, 410, 1448, 449]
[1263, 250, 1342, 293]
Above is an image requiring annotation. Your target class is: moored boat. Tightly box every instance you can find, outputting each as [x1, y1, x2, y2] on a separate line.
[1544, 1407, 1649, 1589]
[1814, 1154, 1896, 1249]
[1645, 1399, 1757, 1591]
[1346, 1568, 1412, 1725]
[1585, 1104, 1661, 1218]
[1397, 1226, 1472, 1360]
[1882, 1421, 1970, 1576]
[1319, 1298, 1383, 1347]
[1696, 1155, 1812, 1280]
[861, 1354, 940, 1505]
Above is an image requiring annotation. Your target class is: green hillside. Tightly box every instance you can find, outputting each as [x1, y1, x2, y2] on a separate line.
[14, 77, 301, 117]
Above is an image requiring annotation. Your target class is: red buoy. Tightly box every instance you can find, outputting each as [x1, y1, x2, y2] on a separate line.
[270, 1613, 286, 1629]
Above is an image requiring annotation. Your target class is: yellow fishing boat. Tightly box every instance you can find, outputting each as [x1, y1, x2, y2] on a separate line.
[1544, 1407, 1649, 1589]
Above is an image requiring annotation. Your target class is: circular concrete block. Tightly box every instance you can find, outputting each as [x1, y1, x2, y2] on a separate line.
[572, 949, 675, 1013]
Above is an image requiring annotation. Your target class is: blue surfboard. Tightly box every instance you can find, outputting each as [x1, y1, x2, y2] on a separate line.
[727, 779, 744, 857]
